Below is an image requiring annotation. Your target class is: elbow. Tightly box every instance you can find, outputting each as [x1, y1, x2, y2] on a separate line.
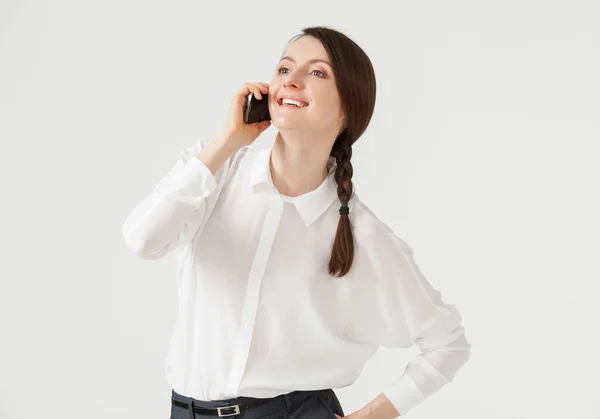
[461, 334, 472, 367]
[122, 226, 169, 260]
[125, 241, 167, 260]
[455, 341, 471, 369]
[452, 327, 471, 365]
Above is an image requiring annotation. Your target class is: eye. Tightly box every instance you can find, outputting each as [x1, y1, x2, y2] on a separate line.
[277, 67, 326, 77]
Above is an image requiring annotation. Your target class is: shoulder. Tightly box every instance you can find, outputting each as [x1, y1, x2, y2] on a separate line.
[349, 195, 413, 257]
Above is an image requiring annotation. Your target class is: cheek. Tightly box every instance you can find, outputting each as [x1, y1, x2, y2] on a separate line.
[314, 86, 341, 107]
[268, 83, 282, 103]
[318, 95, 342, 116]
[269, 80, 282, 93]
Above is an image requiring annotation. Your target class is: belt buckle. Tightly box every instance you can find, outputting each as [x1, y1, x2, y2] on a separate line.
[217, 405, 240, 417]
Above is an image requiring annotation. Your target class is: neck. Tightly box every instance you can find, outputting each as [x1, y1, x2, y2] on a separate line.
[270, 130, 333, 197]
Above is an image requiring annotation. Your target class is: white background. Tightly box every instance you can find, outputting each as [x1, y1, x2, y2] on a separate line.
[1, 1, 599, 418]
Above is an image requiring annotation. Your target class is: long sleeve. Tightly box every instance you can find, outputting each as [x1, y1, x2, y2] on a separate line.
[348, 222, 471, 416]
[383, 241, 470, 415]
[122, 138, 239, 259]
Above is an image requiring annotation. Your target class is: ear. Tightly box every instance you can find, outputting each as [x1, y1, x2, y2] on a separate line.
[336, 108, 346, 131]
[337, 115, 347, 136]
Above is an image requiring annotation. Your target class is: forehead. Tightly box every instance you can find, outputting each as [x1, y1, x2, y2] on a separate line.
[282, 36, 329, 62]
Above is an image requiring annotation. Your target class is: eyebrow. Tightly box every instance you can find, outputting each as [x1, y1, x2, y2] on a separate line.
[279, 56, 332, 68]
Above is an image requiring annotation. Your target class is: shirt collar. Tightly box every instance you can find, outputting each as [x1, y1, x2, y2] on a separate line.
[250, 143, 339, 227]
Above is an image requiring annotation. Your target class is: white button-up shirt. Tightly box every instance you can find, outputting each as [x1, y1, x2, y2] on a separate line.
[122, 135, 471, 416]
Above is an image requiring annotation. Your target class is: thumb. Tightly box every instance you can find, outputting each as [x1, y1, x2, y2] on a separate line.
[256, 120, 271, 133]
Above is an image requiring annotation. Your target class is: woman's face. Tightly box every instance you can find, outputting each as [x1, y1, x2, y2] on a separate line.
[268, 36, 345, 135]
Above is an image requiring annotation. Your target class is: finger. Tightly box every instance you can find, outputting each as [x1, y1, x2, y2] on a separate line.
[245, 83, 261, 100]
[242, 83, 266, 99]
[250, 82, 269, 94]
[238, 84, 251, 97]
[243, 83, 257, 94]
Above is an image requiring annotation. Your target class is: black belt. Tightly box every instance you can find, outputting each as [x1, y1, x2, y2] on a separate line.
[171, 388, 328, 417]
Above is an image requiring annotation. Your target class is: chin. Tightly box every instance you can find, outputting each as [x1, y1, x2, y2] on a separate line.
[270, 116, 306, 130]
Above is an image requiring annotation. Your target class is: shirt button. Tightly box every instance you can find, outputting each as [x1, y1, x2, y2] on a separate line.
[245, 321, 254, 328]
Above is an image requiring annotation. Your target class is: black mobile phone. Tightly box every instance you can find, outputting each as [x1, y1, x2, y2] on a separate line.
[243, 92, 271, 124]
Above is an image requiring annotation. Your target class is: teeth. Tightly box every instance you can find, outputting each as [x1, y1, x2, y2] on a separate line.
[281, 98, 307, 107]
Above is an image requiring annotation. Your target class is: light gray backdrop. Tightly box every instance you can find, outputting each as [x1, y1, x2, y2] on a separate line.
[1, 1, 598, 418]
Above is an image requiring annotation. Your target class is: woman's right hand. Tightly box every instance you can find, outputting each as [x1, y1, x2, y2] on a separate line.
[220, 82, 272, 151]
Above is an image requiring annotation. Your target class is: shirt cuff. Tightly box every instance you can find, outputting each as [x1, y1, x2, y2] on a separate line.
[383, 373, 426, 417]
[156, 154, 218, 202]
[179, 155, 218, 197]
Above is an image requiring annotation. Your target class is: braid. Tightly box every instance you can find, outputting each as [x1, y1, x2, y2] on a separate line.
[332, 134, 354, 207]
[328, 132, 355, 277]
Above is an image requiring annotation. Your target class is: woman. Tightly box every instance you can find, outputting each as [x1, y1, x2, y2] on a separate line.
[123, 26, 470, 419]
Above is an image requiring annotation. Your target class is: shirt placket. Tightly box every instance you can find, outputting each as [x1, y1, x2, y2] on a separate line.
[224, 196, 284, 395]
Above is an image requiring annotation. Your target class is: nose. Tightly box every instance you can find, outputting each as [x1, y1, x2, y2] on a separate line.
[282, 75, 304, 90]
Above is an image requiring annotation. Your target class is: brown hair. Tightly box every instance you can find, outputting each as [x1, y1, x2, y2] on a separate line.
[287, 26, 377, 277]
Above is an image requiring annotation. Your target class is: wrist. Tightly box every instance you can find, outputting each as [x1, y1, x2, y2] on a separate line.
[197, 131, 238, 176]
[211, 129, 239, 155]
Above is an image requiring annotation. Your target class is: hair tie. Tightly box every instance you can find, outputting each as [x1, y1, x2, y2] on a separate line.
[339, 205, 349, 215]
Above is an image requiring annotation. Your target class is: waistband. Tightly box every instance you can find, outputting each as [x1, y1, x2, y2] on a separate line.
[171, 388, 331, 419]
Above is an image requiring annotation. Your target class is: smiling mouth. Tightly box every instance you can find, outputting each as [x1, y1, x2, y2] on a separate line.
[277, 98, 309, 108]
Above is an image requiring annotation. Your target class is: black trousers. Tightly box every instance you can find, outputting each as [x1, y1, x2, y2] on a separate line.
[171, 388, 345, 419]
